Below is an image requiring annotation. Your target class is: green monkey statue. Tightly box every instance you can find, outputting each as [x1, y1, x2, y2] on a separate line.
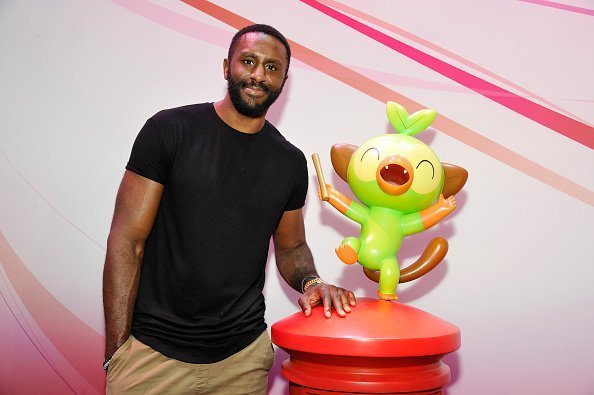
[319, 101, 467, 300]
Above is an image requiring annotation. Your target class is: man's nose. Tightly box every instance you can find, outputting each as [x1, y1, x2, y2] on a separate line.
[250, 64, 266, 82]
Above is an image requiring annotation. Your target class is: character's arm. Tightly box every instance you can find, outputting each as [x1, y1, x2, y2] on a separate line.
[401, 194, 456, 235]
[319, 184, 369, 224]
[102, 170, 164, 359]
[273, 209, 356, 318]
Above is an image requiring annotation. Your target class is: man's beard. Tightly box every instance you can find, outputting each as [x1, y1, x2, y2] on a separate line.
[227, 76, 284, 118]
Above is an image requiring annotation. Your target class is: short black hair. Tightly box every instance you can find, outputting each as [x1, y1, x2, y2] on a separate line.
[227, 24, 291, 74]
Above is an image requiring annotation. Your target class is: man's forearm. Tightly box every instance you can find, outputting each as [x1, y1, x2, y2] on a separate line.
[102, 237, 143, 358]
[275, 242, 318, 293]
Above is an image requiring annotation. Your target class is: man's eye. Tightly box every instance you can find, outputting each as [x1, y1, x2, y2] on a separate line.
[266, 64, 278, 71]
[243, 59, 254, 65]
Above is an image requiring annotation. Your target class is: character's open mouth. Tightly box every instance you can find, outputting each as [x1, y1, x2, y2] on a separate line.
[380, 164, 410, 186]
[376, 156, 414, 196]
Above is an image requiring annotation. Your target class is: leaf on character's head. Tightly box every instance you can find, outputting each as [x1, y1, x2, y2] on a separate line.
[386, 101, 437, 136]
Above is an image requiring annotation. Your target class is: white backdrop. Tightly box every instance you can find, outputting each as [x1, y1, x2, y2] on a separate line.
[1, 1, 593, 394]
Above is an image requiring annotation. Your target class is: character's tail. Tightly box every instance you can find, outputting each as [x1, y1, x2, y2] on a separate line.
[363, 238, 449, 283]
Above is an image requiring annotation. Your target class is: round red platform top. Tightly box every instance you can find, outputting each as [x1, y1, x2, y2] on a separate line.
[271, 298, 460, 357]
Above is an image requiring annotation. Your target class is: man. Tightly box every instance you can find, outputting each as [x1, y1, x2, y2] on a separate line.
[103, 24, 356, 394]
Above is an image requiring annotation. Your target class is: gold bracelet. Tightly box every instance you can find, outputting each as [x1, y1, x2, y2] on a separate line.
[302, 277, 327, 293]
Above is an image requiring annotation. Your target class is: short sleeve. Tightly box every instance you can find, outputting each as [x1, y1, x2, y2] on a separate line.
[125, 117, 172, 185]
[284, 151, 309, 211]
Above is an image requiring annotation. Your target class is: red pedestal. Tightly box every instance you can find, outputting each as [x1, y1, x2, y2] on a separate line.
[271, 298, 460, 394]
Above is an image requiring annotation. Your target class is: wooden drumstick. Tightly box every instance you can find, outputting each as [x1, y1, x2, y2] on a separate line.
[312, 153, 329, 201]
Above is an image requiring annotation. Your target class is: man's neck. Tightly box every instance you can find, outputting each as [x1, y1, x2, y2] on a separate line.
[214, 98, 266, 134]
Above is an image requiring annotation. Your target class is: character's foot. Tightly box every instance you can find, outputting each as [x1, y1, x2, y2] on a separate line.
[377, 290, 398, 301]
[335, 244, 358, 265]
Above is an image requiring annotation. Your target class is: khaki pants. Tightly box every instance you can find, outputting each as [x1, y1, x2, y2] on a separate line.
[106, 331, 275, 395]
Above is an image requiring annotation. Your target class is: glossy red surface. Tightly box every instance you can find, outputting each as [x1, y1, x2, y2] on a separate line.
[271, 297, 460, 358]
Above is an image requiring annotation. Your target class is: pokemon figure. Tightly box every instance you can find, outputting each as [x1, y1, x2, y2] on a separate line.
[317, 102, 467, 300]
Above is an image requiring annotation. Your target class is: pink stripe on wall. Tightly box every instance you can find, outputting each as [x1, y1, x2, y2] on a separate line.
[0, 294, 77, 393]
[519, 0, 594, 16]
[318, 0, 591, 125]
[0, 232, 105, 393]
[179, 0, 594, 207]
[178, 0, 593, 207]
[110, 0, 232, 47]
[302, 0, 594, 149]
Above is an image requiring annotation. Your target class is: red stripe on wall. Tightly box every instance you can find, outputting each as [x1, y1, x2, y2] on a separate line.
[302, 0, 594, 149]
[180, 0, 594, 206]
[318, 0, 591, 125]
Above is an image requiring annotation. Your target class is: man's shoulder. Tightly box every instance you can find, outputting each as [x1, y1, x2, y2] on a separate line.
[265, 124, 306, 163]
[151, 103, 213, 123]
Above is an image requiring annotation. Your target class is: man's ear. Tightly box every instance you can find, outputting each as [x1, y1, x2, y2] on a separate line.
[331, 144, 357, 182]
[223, 58, 229, 80]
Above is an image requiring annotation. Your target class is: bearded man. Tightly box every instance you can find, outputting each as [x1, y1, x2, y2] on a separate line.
[102, 24, 356, 394]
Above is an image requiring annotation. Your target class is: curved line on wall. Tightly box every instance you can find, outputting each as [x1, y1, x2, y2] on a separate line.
[519, 0, 594, 16]
[1, 151, 104, 251]
[349, 66, 594, 103]
[302, 0, 594, 149]
[0, 231, 105, 393]
[317, 0, 592, 125]
[0, 282, 77, 394]
[109, 0, 233, 47]
[350, 66, 479, 94]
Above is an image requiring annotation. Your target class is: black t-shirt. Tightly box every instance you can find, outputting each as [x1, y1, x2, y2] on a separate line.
[126, 103, 308, 363]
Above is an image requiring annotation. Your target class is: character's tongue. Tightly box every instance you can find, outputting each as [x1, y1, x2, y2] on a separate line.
[380, 164, 409, 186]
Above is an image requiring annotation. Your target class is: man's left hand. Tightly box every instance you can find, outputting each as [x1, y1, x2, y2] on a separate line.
[298, 284, 356, 318]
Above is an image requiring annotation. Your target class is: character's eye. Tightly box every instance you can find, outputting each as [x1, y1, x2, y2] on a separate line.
[266, 64, 278, 71]
[354, 146, 381, 182]
[242, 59, 254, 66]
[416, 159, 435, 179]
[361, 147, 380, 162]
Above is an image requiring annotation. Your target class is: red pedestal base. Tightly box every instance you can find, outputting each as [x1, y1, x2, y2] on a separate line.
[271, 298, 460, 394]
